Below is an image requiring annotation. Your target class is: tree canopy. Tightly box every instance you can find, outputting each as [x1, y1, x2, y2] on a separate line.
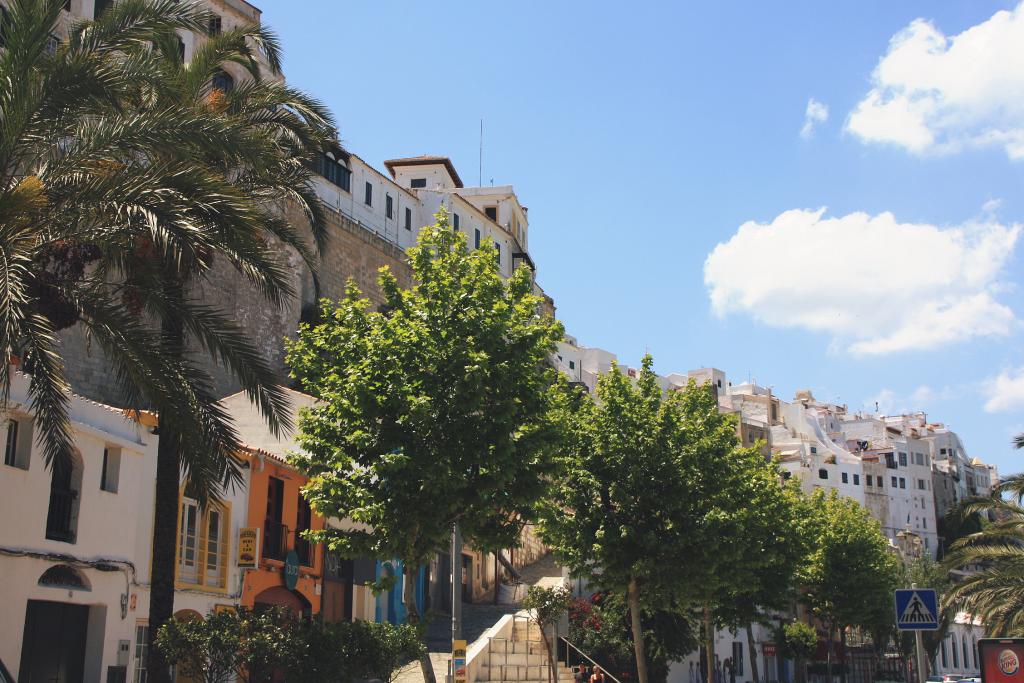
[287, 211, 565, 682]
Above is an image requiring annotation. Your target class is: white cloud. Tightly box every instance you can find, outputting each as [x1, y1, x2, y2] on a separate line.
[704, 208, 1021, 355]
[984, 367, 1024, 412]
[847, 3, 1024, 159]
[801, 98, 829, 140]
[866, 385, 954, 414]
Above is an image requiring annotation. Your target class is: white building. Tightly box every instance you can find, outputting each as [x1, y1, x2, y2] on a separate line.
[0, 372, 158, 683]
[934, 613, 983, 679]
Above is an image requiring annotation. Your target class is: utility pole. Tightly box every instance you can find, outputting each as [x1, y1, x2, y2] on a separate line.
[447, 522, 463, 683]
[912, 583, 927, 683]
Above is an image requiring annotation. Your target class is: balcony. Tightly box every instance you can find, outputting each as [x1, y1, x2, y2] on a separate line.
[263, 519, 288, 561]
[46, 488, 77, 543]
[295, 535, 313, 567]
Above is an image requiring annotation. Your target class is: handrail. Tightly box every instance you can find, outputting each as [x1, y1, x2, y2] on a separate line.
[558, 636, 625, 683]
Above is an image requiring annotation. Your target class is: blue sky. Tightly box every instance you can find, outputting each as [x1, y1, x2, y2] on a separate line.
[257, 1, 1024, 475]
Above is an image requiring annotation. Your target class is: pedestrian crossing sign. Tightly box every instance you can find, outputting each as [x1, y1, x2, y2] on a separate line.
[895, 589, 939, 630]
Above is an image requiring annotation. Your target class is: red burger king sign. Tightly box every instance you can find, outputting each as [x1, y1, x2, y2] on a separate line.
[980, 639, 1024, 683]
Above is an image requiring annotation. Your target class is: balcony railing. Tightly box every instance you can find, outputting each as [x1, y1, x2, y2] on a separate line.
[295, 534, 313, 567]
[263, 519, 288, 561]
[46, 488, 77, 543]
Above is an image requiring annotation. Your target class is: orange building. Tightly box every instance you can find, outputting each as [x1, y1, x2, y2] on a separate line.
[219, 390, 325, 617]
[239, 446, 323, 616]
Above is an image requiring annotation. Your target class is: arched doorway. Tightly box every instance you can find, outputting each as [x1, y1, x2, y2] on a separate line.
[253, 586, 311, 619]
[38, 564, 91, 592]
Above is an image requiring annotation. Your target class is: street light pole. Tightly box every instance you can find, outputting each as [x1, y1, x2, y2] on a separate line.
[452, 522, 463, 645]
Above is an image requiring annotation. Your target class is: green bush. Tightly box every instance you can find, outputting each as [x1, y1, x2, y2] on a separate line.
[158, 608, 424, 683]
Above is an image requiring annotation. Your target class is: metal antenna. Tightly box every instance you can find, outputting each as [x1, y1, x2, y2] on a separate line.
[479, 119, 483, 187]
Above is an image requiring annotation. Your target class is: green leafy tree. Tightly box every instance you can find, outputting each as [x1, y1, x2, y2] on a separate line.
[286, 211, 565, 683]
[538, 356, 693, 683]
[779, 621, 818, 683]
[157, 608, 293, 683]
[800, 490, 902, 683]
[714, 476, 810, 683]
[895, 555, 953, 672]
[569, 592, 698, 683]
[524, 585, 574, 683]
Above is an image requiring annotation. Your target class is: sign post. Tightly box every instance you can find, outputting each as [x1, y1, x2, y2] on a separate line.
[895, 586, 939, 683]
[452, 639, 467, 683]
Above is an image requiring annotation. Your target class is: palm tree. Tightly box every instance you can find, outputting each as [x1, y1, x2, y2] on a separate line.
[943, 435, 1024, 636]
[0, 1, 335, 679]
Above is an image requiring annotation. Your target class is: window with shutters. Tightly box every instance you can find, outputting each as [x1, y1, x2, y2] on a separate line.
[175, 493, 230, 591]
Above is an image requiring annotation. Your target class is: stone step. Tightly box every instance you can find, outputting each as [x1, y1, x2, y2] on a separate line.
[484, 653, 548, 666]
[488, 639, 547, 656]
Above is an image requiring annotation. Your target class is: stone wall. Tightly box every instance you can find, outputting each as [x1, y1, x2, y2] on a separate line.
[59, 206, 412, 406]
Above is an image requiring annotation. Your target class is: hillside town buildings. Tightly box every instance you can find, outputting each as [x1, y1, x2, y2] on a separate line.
[0, 0, 1006, 681]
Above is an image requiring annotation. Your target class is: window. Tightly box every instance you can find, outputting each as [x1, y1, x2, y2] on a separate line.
[891, 476, 898, 488]
[405, 207, 412, 231]
[952, 636, 959, 668]
[134, 623, 149, 683]
[313, 153, 351, 191]
[484, 206, 497, 221]
[940, 448, 947, 455]
[474, 228, 481, 249]
[885, 452, 896, 468]
[208, 15, 222, 35]
[899, 477, 906, 489]
[100, 446, 120, 493]
[732, 642, 745, 676]
[94, 0, 112, 18]
[178, 498, 200, 584]
[364, 181, 372, 206]
[410, 178, 426, 188]
[941, 640, 948, 668]
[385, 194, 393, 219]
[923, 517, 927, 530]
[818, 468, 828, 480]
[3, 417, 31, 469]
[495, 243, 501, 267]
[917, 479, 926, 490]
[569, 361, 575, 370]
[899, 452, 908, 467]
[841, 472, 848, 484]
[963, 637, 969, 669]
[865, 475, 872, 487]
[177, 496, 228, 589]
[296, 497, 314, 567]
[211, 69, 234, 93]
[204, 507, 225, 587]
[453, 213, 460, 231]
[45, 33, 59, 57]
[46, 452, 82, 543]
[264, 476, 286, 560]
[853, 474, 860, 485]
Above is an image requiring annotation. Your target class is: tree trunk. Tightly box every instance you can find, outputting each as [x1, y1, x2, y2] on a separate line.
[705, 604, 716, 683]
[146, 299, 185, 683]
[404, 562, 437, 683]
[538, 621, 557, 683]
[494, 553, 499, 605]
[746, 622, 760, 683]
[627, 577, 650, 683]
[826, 624, 835, 683]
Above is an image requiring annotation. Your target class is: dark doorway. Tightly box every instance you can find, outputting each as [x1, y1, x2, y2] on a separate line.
[19, 600, 89, 683]
[436, 553, 452, 614]
[461, 554, 473, 603]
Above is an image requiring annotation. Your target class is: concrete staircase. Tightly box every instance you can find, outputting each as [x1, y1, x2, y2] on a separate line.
[478, 619, 575, 683]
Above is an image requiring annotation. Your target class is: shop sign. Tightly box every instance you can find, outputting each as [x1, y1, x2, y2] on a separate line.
[762, 643, 777, 657]
[237, 527, 260, 569]
[453, 639, 467, 683]
[284, 550, 300, 590]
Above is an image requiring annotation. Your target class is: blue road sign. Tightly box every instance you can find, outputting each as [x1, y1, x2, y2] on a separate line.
[895, 589, 939, 630]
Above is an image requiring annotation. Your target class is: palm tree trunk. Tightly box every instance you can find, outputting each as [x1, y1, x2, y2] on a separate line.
[627, 576, 649, 683]
[404, 562, 437, 683]
[746, 622, 760, 683]
[146, 293, 184, 683]
[705, 604, 716, 683]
